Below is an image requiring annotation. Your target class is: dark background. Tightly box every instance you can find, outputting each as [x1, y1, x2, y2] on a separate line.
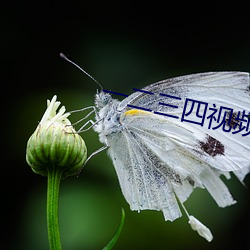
[2, 1, 250, 250]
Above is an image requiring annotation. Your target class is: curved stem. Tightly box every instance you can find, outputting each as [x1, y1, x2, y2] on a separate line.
[47, 166, 63, 250]
[103, 208, 125, 250]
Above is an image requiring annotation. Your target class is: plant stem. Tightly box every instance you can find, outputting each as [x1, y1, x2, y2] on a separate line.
[103, 208, 125, 250]
[47, 165, 63, 250]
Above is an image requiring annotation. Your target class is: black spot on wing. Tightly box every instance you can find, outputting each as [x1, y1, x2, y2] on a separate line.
[199, 135, 225, 157]
[186, 177, 195, 186]
[225, 111, 240, 129]
[246, 84, 250, 96]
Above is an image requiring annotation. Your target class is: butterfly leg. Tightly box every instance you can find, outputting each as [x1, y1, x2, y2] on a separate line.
[68, 106, 101, 132]
[77, 145, 108, 176]
[70, 106, 96, 126]
[85, 145, 108, 165]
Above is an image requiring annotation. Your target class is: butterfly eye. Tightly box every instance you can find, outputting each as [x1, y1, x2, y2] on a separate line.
[103, 94, 111, 105]
[95, 92, 112, 108]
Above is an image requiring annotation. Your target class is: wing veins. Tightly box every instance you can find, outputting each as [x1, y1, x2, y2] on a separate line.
[123, 130, 151, 209]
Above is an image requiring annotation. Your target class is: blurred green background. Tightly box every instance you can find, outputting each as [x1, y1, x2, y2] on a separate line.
[2, 2, 250, 250]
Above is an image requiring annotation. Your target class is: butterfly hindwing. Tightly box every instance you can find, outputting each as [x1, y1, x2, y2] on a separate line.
[107, 119, 182, 221]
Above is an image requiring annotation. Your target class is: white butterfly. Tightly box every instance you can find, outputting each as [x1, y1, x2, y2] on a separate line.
[89, 72, 250, 241]
[60, 53, 250, 242]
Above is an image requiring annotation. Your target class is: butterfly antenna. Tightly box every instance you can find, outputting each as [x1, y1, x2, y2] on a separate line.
[60, 53, 103, 91]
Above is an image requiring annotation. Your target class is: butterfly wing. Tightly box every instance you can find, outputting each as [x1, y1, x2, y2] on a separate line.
[106, 118, 182, 221]
[118, 72, 250, 174]
[118, 71, 249, 113]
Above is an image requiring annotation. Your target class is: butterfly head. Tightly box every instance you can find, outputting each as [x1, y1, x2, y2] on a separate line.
[95, 91, 113, 109]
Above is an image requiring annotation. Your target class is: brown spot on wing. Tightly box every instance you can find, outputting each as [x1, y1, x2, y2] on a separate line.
[199, 135, 225, 157]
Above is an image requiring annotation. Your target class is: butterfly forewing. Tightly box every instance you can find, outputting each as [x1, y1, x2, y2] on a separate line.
[117, 72, 250, 173]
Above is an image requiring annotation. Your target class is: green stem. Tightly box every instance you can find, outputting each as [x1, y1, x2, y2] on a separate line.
[103, 208, 125, 250]
[47, 165, 63, 250]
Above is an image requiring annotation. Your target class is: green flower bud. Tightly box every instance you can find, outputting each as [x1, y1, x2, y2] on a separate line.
[26, 95, 87, 178]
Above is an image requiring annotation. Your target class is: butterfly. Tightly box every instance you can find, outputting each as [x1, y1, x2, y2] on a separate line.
[92, 72, 250, 241]
[61, 55, 250, 241]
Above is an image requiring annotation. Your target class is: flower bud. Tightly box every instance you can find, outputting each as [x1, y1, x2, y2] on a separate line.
[26, 95, 87, 178]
